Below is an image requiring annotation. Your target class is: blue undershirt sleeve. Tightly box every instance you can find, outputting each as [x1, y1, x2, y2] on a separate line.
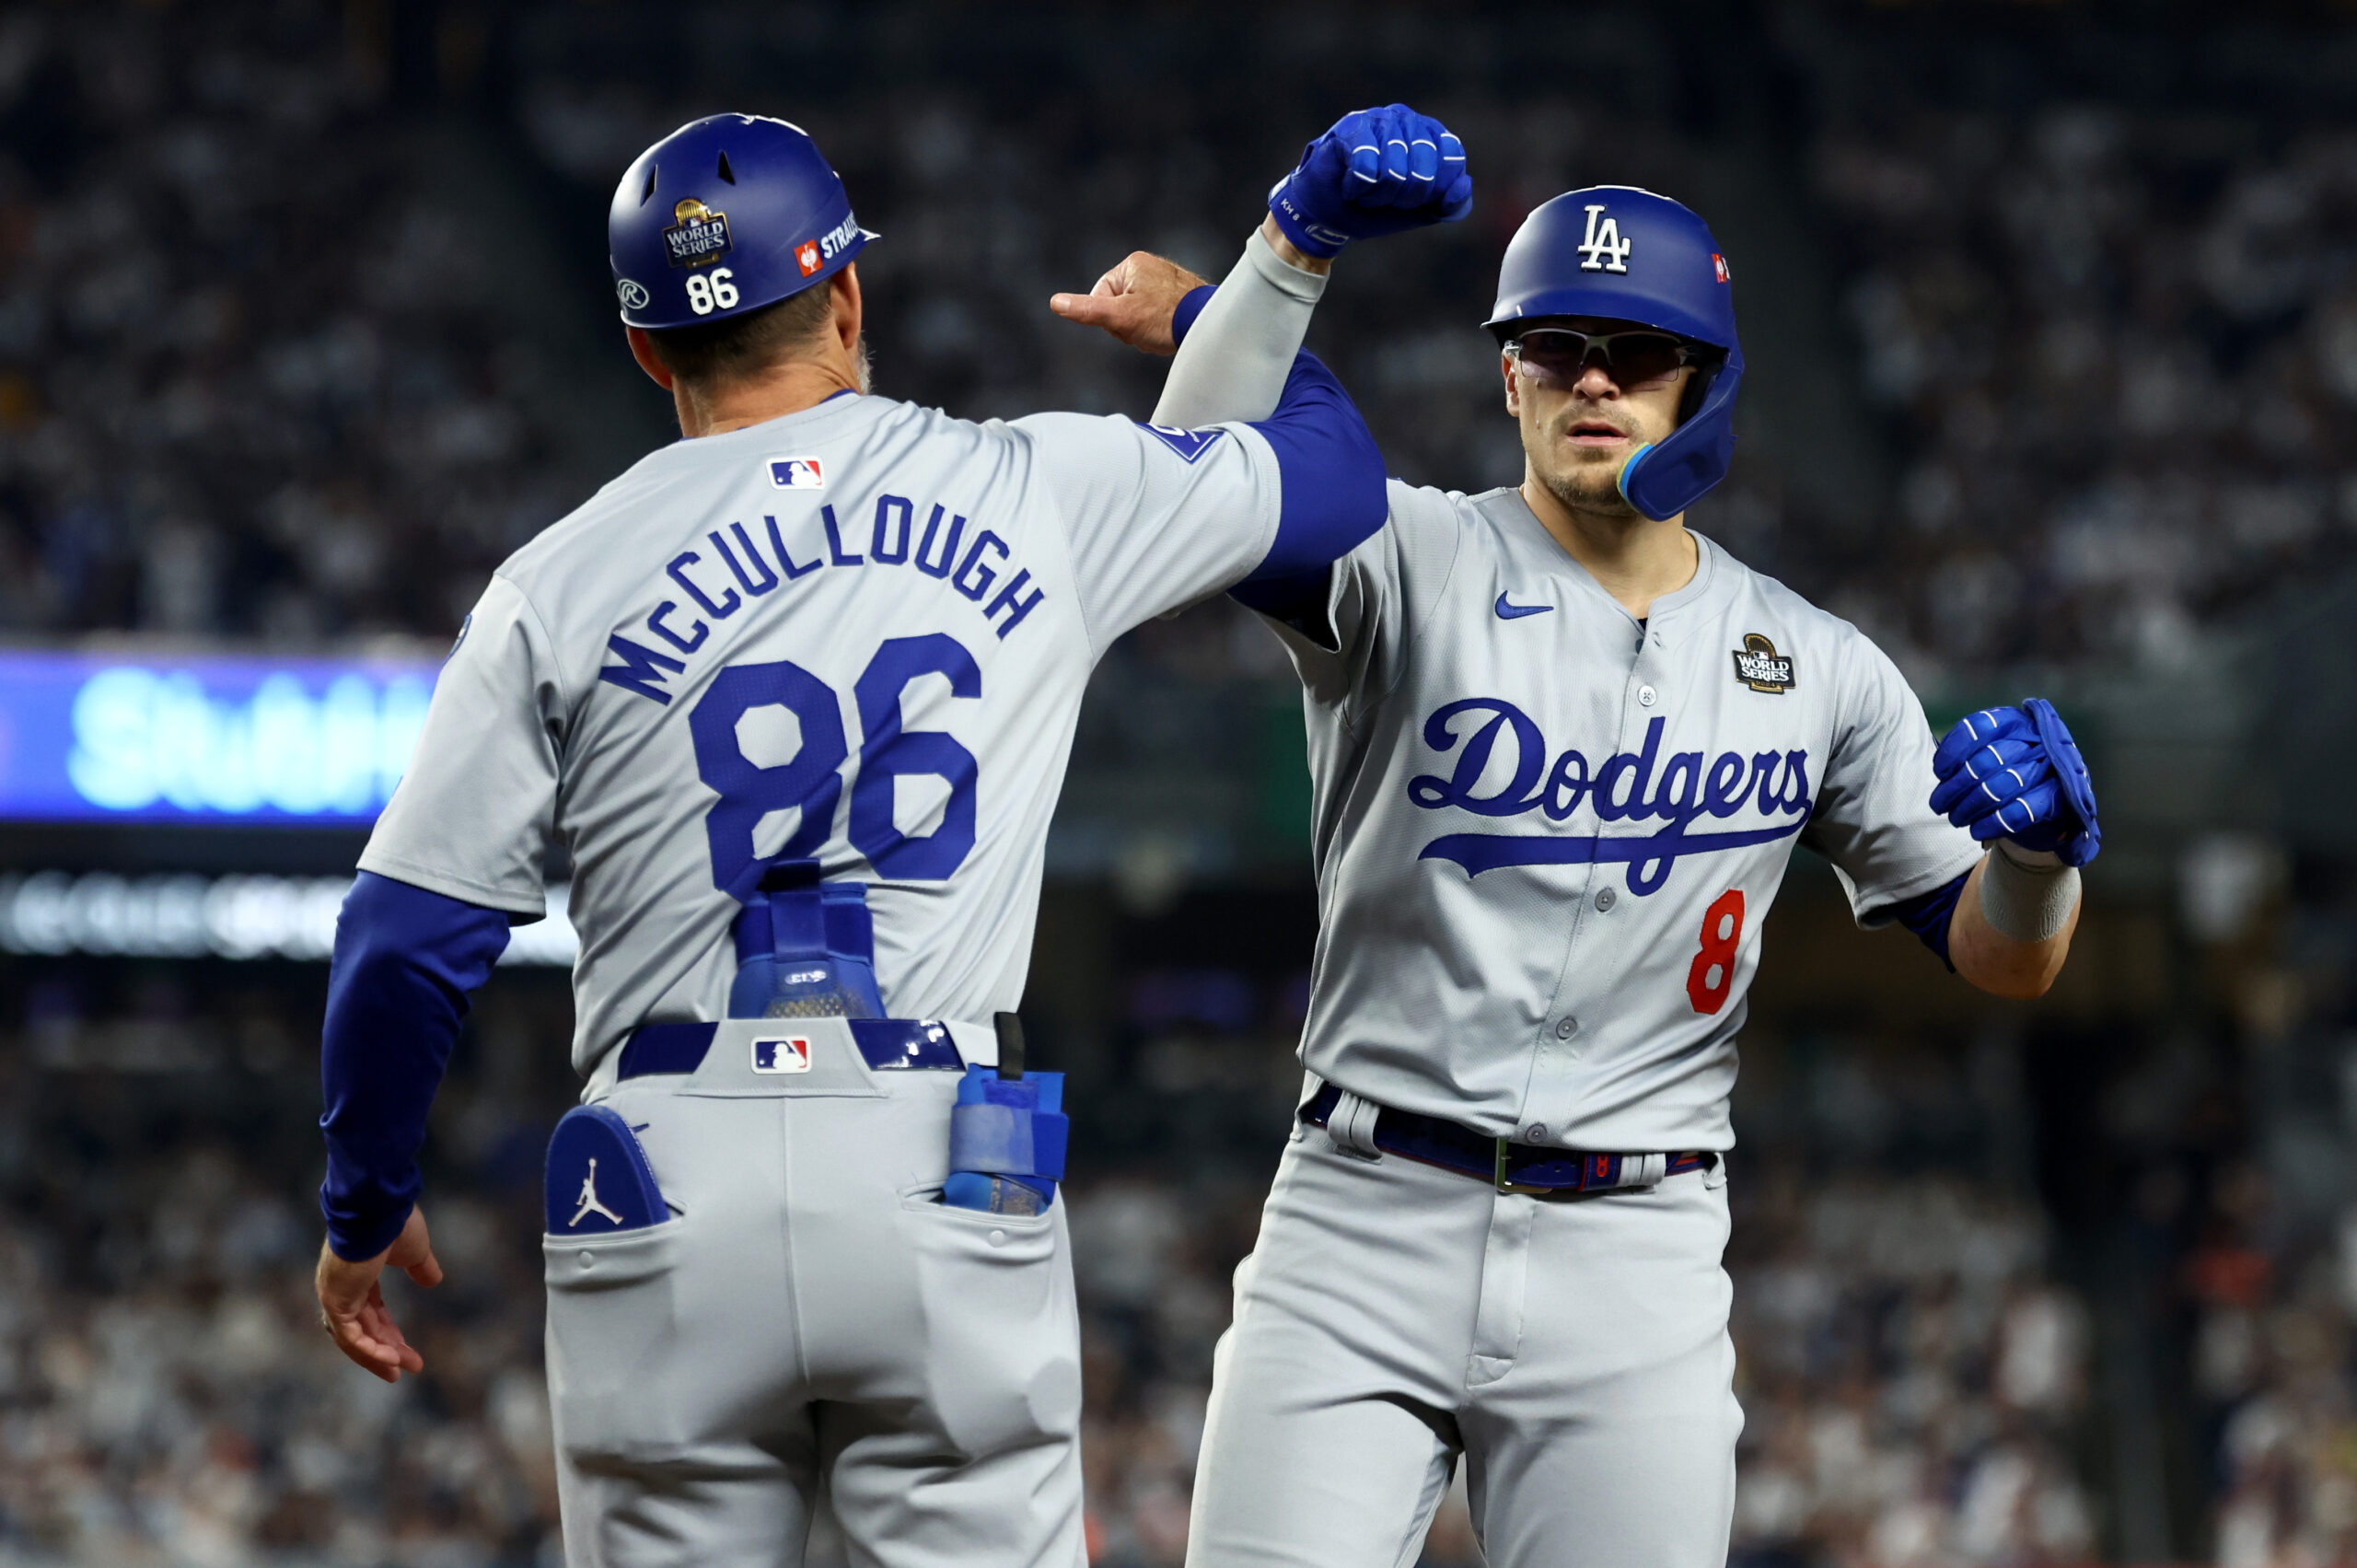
[318, 870, 514, 1260]
[1229, 564, 1338, 647]
[1170, 283, 1214, 343]
[1875, 868, 1970, 970]
[1240, 350, 1387, 580]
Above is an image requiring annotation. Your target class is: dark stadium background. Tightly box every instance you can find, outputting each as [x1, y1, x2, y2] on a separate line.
[2, 2, 2355, 1563]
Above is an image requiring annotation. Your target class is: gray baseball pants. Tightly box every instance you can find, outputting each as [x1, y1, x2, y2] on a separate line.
[544, 1023, 1085, 1568]
[1185, 1118, 1742, 1568]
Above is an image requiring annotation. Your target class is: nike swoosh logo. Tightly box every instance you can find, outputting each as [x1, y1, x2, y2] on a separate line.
[1494, 592, 1552, 620]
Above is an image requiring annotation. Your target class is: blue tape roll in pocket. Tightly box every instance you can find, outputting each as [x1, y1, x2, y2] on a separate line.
[546, 1105, 670, 1234]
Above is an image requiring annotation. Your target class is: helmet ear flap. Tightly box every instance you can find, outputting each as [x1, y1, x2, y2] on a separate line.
[1618, 344, 1744, 521]
[1676, 349, 1724, 424]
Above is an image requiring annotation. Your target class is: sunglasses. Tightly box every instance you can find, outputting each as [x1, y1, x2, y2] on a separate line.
[1504, 328, 1708, 389]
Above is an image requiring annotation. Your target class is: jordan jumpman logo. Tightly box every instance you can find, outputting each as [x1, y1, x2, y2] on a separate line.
[570, 1158, 625, 1227]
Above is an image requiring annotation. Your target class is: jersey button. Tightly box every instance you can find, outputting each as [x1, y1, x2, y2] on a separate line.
[1554, 1016, 1579, 1040]
[1638, 684, 1658, 707]
[1595, 887, 1617, 912]
[1525, 1123, 1549, 1144]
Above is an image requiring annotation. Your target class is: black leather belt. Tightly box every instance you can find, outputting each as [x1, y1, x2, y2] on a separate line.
[1302, 1083, 1713, 1194]
[616, 1020, 967, 1080]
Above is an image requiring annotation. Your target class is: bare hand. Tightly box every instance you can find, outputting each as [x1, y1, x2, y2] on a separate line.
[316, 1206, 444, 1384]
[1049, 251, 1210, 354]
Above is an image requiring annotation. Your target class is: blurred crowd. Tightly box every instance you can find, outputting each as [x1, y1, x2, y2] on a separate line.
[0, 975, 563, 1567]
[1813, 109, 2357, 684]
[1726, 1172, 2096, 1568]
[0, 6, 594, 644]
[2167, 854, 2357, 1568]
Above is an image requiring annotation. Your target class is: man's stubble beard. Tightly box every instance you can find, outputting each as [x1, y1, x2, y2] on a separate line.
[1528, 436, 1642, 522]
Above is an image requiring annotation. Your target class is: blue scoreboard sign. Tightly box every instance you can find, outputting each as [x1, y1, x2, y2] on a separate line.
[0, 651, 440, 825]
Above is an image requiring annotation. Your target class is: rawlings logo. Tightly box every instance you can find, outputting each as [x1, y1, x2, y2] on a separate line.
[1732, 633, 1794, 694]
[1409, 703, 1810, 894]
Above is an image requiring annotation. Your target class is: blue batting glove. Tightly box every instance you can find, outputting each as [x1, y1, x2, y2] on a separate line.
[1266, 103, 1473, 259]
[1929, 699, 2101, 866]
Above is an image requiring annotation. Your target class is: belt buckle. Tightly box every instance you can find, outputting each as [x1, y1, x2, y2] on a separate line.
[1493, 1136, 1562, 1196]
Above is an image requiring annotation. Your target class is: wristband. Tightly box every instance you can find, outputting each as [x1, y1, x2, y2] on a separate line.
[1979, 842, 2080, 945]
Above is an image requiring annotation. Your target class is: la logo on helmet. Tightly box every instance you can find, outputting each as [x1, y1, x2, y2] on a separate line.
[1577, 204, 1632, 273]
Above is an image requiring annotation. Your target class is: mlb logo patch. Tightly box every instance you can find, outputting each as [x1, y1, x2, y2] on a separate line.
[1713, 252, 1730, 284]
[770, 457, 826, 489]
[796, 240, 822, 276]
[1143, 424, 1226, 464]
[751, 1037, 813, 1074]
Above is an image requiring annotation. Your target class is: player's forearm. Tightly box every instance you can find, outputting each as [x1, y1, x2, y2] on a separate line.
[1153, 220, 1332, 428]
[319, 872, 511, 1260]
[1949, 851, 2078, 999]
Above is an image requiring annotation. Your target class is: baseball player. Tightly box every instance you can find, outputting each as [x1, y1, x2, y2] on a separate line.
[308, 111, 1469, 1566]
[1063, 184, 2099, 1566]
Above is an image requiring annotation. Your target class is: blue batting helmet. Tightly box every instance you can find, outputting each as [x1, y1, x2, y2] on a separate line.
[609, 114, 877, 331]
[1485, 187, 1743, 521]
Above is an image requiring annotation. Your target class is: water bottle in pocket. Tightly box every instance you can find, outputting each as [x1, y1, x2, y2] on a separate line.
[727, 859, 887, 1019]
[944, 1014, 1069, 1214]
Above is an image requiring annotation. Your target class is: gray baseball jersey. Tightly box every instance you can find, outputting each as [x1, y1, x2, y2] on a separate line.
[360, 391, 1280, 1082]
[1261, 483, 1981, 1153]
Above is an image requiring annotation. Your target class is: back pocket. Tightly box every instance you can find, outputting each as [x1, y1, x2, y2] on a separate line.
[544, 1222, 689, 1457]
